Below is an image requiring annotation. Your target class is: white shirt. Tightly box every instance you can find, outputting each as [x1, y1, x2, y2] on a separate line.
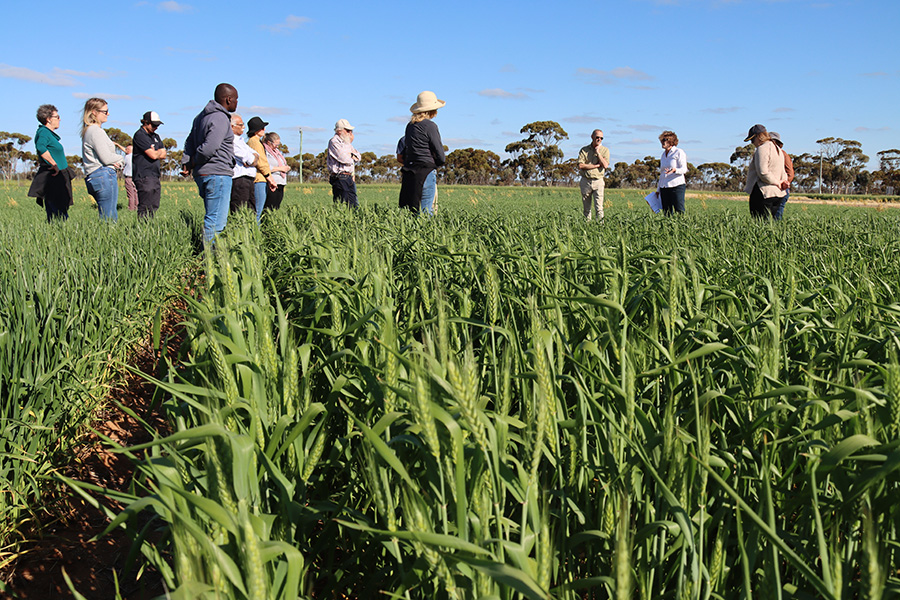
[233, 135, 258, 179]
[658, 146, 688, 189]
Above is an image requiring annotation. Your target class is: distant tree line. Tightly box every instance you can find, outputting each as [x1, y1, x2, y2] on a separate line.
[1, 124, 897, 194]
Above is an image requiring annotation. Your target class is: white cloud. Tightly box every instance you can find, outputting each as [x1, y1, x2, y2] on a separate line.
[629, 123, 666, 132]
[499, 64, 517, 73]
[478, 88, 528, 99]
[0, 64, 118, 87]
[388, 116, 409, 124]
[262, 15, 311, 33]
[855, 126, 890, 132]
[72, 92, 145, 101]
[243, 105, 291, 116]
[158, 0, 192, 12]
[576, 66, 653, 85]
[702, 107, 743, 114]
[618, 138, 655, 146]
[773, 107, 795, 113]
[562, 115, 602, 124]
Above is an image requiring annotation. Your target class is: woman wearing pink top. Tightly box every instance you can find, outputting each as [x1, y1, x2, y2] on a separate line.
[263, 132, 290, 211]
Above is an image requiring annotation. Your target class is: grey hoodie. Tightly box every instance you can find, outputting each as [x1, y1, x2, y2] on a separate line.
[183, 100, 234, 176]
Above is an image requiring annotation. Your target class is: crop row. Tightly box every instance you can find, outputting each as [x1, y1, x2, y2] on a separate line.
[0, 212, 200, 566]
[92, 207, 900, 599]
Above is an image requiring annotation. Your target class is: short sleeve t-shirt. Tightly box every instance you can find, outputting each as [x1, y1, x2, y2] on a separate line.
[132, 128, 163, 179]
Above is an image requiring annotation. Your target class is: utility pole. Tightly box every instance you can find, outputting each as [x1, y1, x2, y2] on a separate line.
[298, 127, 303, 184]
[818, 150, 823, 194]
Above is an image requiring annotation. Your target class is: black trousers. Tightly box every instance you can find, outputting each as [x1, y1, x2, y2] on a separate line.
[231, 176, 255, 213]
[748, 184, 781, 220]
[330, 174, 358, 208]
[42, 172, 71, 222]
[265, 184, 285, 211]
[398, 166, 431, 213]
[135, 176, 161, 218]
[660, 184, 686, 215]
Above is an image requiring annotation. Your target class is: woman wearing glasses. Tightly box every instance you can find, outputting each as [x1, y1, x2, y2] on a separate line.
[29, 104, 74, 221]
[80, 97, 123, 221]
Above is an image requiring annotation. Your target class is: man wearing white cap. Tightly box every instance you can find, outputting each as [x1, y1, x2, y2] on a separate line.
[327, 118, 361, 208]
[132, 110, 167, 218]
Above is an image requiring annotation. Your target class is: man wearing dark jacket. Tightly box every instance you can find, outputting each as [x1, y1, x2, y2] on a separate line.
[183, 83, 238, 242]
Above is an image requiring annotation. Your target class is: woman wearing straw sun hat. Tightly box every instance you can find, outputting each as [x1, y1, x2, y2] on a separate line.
[398, 91, 446, 215]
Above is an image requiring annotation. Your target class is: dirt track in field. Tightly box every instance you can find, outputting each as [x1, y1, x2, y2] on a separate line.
[0, 301, 188, 600]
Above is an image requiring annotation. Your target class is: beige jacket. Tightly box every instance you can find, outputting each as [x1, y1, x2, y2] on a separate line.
[744, 141, 787, 198]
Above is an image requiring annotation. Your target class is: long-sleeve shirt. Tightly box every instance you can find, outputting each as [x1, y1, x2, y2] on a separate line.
[744, 141, 787, 198]
[658, 146, 688, 189]
[327, 134, 361, 175]
[247, 135, 271, 182]
[265, 145, 288, 186]
[783, 151, 795, 186]
[403, 120, 445, 170]
[233, 135, 258, 179]
[82, 125, 123, 175]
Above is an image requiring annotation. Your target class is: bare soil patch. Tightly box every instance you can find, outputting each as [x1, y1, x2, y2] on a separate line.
[0, 301, 188, 600]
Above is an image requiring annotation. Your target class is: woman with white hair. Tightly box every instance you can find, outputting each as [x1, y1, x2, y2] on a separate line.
[263, 131, 290, 211]
[398, 91, 446, 215]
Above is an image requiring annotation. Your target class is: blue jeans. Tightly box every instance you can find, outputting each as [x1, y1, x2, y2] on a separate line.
[254, 181, 266, 221]
[774, 191, 789, 220]
[194, 174, 232, 243]
[420, 170, 436, 215]
[85, 166, 119, 221]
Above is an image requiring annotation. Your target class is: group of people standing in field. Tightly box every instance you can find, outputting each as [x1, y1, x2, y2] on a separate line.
[28, 81, 792, 232]
[30, 100, 169, 222]
[27, 83, 448, 242]
[576, 123, 793, 220]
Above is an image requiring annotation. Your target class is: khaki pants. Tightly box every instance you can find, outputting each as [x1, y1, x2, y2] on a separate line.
[580, 177, 604, 220]
[125, 176, 138, 210]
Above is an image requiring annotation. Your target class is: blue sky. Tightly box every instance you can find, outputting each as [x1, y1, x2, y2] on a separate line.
[2, 0, 897, 171]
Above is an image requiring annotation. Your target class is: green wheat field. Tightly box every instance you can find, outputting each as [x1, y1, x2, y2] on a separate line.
[1, 180, 899, 599]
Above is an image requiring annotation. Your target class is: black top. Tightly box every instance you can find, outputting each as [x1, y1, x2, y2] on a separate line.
[403, 119, 445, 169]
[133, 127, 163, 179]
